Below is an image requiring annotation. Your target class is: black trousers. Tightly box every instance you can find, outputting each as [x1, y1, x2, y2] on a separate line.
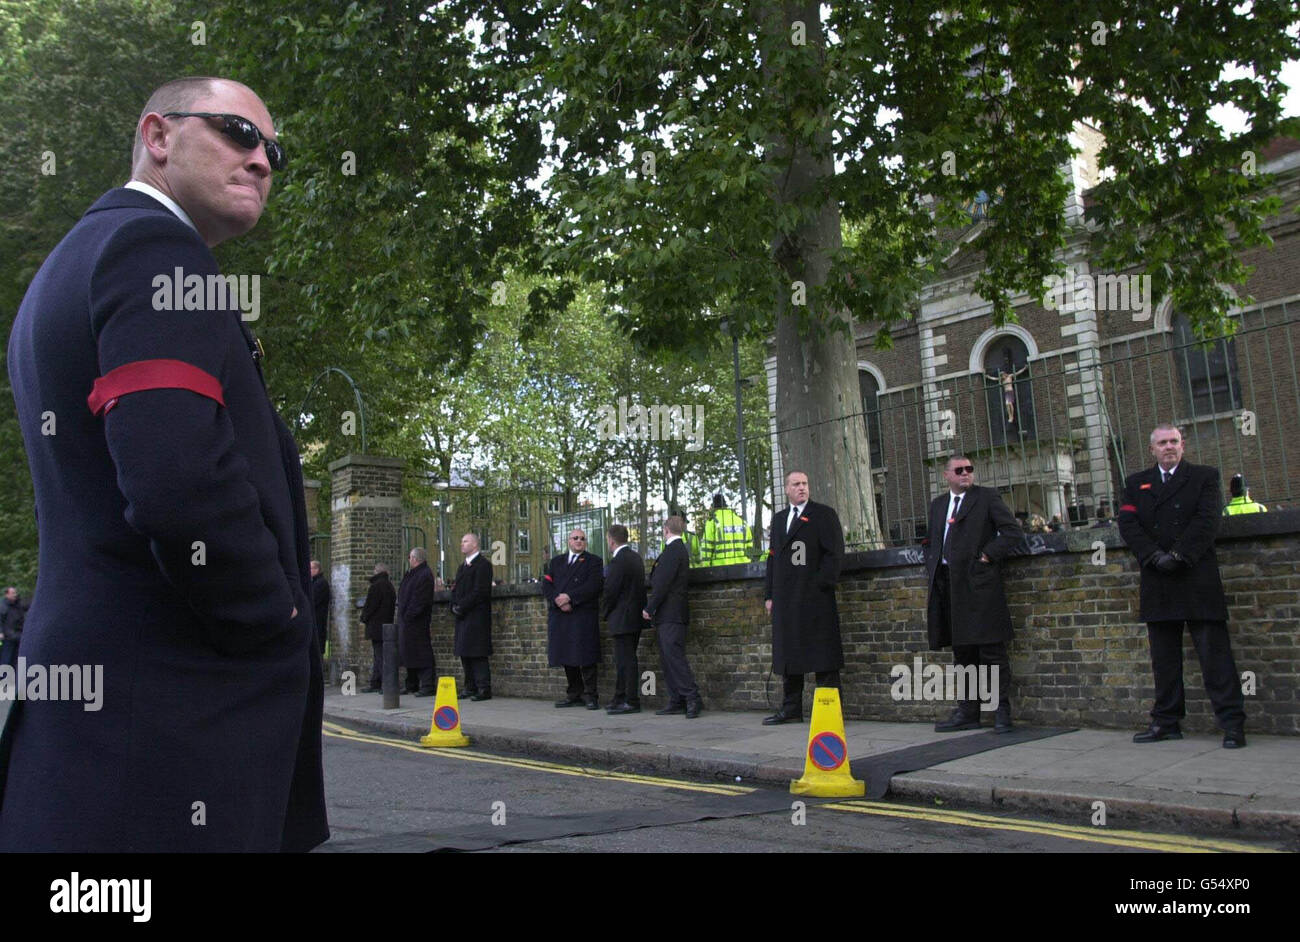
[369, 639, 384, 688]
[461, 656, 491, 694]
[656, 622, 700, 706]
[951, 642, 1010, 714]
[936, 564, 1011, 715]
[781, 671, 841, 715]
[404, 665, 436, 694]
[0, 637, 18, 669]
[611, 632, 642, 706]
[1148, 620, 1246, 729]
[563, 664, 597, 702]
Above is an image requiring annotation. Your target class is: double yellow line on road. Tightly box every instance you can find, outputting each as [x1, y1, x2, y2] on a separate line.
[323, 721, 1281, 853]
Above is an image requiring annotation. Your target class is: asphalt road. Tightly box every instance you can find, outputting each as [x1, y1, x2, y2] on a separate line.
[317, 720, 1288, 854]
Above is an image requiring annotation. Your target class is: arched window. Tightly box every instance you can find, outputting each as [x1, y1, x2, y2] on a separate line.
[858, 368, 883, 467]
[1172, 314, 1241, 416]
[983, 335, 1035, 445]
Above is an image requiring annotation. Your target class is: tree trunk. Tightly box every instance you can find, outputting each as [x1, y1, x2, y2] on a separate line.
[759, 0, 882, 549]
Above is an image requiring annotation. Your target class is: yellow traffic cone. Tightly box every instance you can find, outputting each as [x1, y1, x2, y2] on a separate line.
[790, 687, 865, 797]
[418, 676, 471, 748]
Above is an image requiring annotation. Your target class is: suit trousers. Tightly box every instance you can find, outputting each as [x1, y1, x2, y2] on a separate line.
[1147, 620, 1246, 729]
[461, 656, 491, 694]
[655, 622, 699, 706]
[611, 632, 642, 706]
[405, 665, 436, 694]
[781, 671, 841, 715]
[951, 642, 1010, 714]
[369, 639, 383, 688]
[563, 664, 598, 702]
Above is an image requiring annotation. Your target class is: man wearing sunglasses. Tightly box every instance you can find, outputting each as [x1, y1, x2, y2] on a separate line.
[1, 78, 327, 852]
[924, 456, 1023, 732]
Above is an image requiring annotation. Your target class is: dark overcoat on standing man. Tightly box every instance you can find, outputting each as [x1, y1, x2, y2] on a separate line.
[310, 570, 331, 654]
[764, 500, 844, 675]
[924, 484, 1023, 650]
[1117, 462, 1229, 622]
[361, 570, 397, 642]
[397, 561, 437, 669]
[543, 550, 604, 666]
[452, 554, 494, 658]
[0, 188, 327, 852]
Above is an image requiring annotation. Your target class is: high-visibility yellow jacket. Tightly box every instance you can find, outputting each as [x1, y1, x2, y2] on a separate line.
[684, 530, 701, 564]
[700, 508, 752, 566]
[1223, 495, 1268, 515]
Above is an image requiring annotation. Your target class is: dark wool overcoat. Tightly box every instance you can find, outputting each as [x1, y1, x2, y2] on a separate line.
[924, 485, 1024, 649]
[451, 554, 494, 658]
[1117, 462, 1229, 622]
[764, 501, 845, 674]
[543, 551, 604, 666]
[396, 562, 436, 668]
[0, 188, 327, 852]
[360, 571, 397, 643]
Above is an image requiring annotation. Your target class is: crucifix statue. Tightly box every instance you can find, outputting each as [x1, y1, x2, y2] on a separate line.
[985, 349, 1030, 425]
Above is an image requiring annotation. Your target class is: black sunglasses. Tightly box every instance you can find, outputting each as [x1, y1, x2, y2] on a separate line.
[952, 465, 975, 474]
[163, 112, 287, 170]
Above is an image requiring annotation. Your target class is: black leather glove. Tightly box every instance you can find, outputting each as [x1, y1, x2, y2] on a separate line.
[1152, 552, 1180, 573]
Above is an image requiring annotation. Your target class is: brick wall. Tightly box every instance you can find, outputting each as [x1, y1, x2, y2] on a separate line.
[347, 512, 1300, 735]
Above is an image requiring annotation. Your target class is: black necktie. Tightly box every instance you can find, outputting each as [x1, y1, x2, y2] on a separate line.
[1162, 470, 1170, 485]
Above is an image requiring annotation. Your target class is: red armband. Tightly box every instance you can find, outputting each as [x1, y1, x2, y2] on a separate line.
[88, 359, 225, 416]
[1119, 504, 1137, 514]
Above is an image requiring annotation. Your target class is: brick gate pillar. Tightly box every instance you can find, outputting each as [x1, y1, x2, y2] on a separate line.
[327, 455, 405, 679]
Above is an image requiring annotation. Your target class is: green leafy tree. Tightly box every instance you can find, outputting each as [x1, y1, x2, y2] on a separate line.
[473, 0, 1298, 547]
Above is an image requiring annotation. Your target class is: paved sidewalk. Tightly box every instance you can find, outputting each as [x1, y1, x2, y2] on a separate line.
[322, 689, 1300, 840]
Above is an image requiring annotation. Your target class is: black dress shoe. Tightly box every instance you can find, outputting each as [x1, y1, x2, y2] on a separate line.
[1223, 728, 1247, 749]
[761, 710, 803, 726]
[1133, 722, 1182, 743]
[607, 703, 641, 715]
[994, 705, 1014, 733]
[470, 691, 492, 702]
[554, 698, 584, 708]
[414, 689, 436, 698]
[685, 700, 703, 719]
[655, 704, 686, 715]
[585, 698, 600, 710]
[461, 690, 478, 699]
[360, 686, 381, 694]
[934, 708, 981, 732]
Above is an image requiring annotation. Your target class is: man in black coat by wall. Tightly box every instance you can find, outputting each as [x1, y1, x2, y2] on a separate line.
[309, 559, 330, 656]
[763, 470, 845, 725]
[543, 529, 604, 709]
[601, 524, 646, 715]
[925, 455, 1024, 732]
[1118, 424, 1247, 748]
[644, 515, 703, 717]
[451, 533, 494, 701]
[0, 77, 326, 851]
[397, 547, 438, 697]
[0, 588, 26, 670]
[360, 564, 396, 693]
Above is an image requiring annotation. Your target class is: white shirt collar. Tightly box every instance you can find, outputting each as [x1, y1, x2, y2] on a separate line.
[665, 535, 681, 545]
[124, 181, 198, 233]
[611, 543, 627, 557]
[465, 551, 479, 564]
[1161, 463, 1179, 478]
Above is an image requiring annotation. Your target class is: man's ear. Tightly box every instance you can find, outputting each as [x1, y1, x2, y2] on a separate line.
[138, 112, 171, 164]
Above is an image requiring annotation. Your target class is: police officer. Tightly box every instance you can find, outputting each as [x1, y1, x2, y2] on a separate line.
[1223, 474, 1267, 515]
[700, 494, 752, 566]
